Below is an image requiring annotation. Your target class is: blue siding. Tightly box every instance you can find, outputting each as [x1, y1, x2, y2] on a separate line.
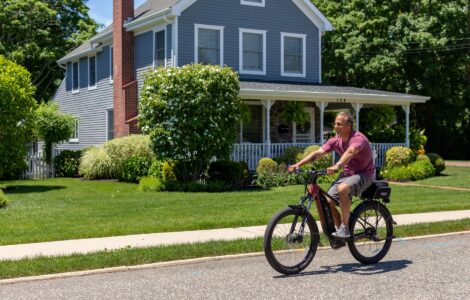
[178, 0, 320, 83]
[53, 45, 114, 151]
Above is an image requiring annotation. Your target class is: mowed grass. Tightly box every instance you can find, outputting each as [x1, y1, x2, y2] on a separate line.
[0, 166, 469, 245]
[1, 219, 469, 280]
[404, 166, 470, 189]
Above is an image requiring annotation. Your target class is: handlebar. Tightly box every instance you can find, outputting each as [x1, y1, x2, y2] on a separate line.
[293, 168, 328, 176]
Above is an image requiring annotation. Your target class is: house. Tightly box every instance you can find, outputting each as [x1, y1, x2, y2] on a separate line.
[53, 0, 429, 169]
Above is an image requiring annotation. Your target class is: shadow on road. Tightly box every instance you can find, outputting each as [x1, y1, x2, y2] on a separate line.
[275, 259, 413, 278]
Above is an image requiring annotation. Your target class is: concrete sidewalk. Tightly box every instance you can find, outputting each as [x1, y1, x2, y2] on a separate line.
[1, 210, 469, 261]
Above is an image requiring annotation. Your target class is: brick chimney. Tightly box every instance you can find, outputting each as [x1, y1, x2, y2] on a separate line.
[113, 0, 139, 137]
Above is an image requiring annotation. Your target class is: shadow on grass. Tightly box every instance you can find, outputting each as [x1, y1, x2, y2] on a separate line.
[274, 259, 412, 278]
[2, 185, 66, 194]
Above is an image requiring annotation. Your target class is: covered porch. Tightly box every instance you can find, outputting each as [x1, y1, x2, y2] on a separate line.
[231, 81, 429, 170]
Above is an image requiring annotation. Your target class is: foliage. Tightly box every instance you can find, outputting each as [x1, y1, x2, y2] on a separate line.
[148, 159, 164, 178]
[381, 160, 435, 181]
[314, 0, 470, 159]
[296, 145, 333, 170]
[0, 0, 99, 101]
[282, 102, 309, 124]
[256, 158, 278, 174]
[162, 161, 178, 182]
[385, 146, 414, 167]
[359, 107, 396, 134]
[0, 190, 8, 208]
[207, 160, 248, 187]
[78, 135, 154, 180]
[276, 146, 304, 166]
[35, 102, 75, 163]
[54, 150, 82, 177]
[409, 128, 427, 153]
[79, 147, 117, 180]
[138, 176, 165, 192]
[139, 64, 242, 183]
[0, 55, 37, 180]
[416, 154, 431, 164]
[426, 153, 446, 175]
[119, 156, 153, 183]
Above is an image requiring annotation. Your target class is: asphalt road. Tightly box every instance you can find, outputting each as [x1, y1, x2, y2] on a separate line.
[1, 233, 469, 300]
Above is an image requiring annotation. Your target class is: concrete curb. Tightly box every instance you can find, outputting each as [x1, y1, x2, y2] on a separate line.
[1, 230, 469, 286]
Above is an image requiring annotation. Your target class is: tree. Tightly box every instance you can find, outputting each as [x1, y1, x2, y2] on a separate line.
[139, 65, 243, 183]
[0, 0, 99, 102]
[35, 102, 76, 163]
[314, 0, 470, 158]
[0, 55, 37, 179]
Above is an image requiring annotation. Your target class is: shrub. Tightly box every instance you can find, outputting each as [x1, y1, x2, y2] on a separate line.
[162, 161, 178, 182]
[78, 135, 154, 179]
[148, 159, 164, 178]
[296, 145, 333, 170]
[139, 64, 242, 183]
[79, 147, 117, 179]
[138, 176, 165, 192]
[276, 146, 304, 165]
[256, 158, 278, 174]
[208, 160, 248, 186]
[0, 190, 8, 207]
[0, 55, 37, 180]
[254, 171, 288, 189]
[54, 150, 82, 177]
[119, 156, 153, 183]
[385, 146, 414, 167]
[381, 160, 435, 181]
[426, 153, 446, 175]
[416, 154, 431, 164]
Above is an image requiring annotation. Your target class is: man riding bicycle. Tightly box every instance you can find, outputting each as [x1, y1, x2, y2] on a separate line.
[288, 111, 375, 238]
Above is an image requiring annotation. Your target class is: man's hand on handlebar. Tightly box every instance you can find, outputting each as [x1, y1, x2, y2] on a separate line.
[327, 163, 340, 175]
[288, 165, 299, 173]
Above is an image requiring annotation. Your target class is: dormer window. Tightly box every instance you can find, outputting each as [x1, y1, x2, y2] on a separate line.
[241, 0, 265, 7]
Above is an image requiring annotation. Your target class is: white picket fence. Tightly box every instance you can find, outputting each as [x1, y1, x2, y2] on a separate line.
[22, 153, 53, 179]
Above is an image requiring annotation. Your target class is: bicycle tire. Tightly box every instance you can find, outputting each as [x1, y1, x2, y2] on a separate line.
[348, 201, 393, 264]
[264, 207, 320, 275]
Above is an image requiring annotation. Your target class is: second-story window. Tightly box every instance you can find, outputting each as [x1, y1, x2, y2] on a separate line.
[195, 24, 224, 66]
[281, 32, 306, 77]
[89, 56, 96, 89]
[72, 61, 79, 93]
[241, 0, 265, 7]
[154, 30, 166, 67]
[239, 28, 266, 75]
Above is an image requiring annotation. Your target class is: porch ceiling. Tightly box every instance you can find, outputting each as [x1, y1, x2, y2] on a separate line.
[239, 81, 430, 105]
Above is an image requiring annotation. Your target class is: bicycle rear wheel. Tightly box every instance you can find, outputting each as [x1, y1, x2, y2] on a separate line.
[264, 207, 320, 275]
[348, 201, 393, 264]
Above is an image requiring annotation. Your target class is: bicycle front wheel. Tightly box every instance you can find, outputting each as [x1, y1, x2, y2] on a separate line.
[264, 207, 320, 275]
[348, 201, 393, 264]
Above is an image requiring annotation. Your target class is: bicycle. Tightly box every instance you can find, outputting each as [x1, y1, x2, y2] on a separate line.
[263, 169, 395, 275]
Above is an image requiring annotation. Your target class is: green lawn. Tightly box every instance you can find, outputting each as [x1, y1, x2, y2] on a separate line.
[406, 166, 470, 188]
[0, 166, 469, 245]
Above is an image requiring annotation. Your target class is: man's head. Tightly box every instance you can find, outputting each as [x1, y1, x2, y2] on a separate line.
[334, 111, 354, 138]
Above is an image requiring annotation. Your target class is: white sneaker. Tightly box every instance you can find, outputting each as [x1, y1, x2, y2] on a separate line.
[332, 225, 350, 238]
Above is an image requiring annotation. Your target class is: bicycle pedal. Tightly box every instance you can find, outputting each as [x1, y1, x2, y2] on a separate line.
[330, 240, 346, 250]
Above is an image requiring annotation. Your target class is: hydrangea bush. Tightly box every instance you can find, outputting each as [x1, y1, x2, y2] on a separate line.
[139, 64, 242, 182]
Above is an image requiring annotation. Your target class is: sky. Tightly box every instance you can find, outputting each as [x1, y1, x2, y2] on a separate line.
[87, 0, 147, 27]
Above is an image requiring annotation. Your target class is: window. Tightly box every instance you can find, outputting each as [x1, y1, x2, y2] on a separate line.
[72, 61, 79, 93]
[107, 109, 114, 141]
[239, 29, 266, 75]
[88, 56, 96, 89]
[281, 33, 306, 77]
[241, 0, 265, 7]
[110, 46, 113, 83]
[70, 118, 79, 143]
[154, 30, 166, 67]
[195, 24, 224, 66]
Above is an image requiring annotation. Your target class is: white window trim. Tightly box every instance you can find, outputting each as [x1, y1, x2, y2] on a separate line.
[194, 24, 224, 66]
[72, 61, 80, 94]
[88, 55, 97, 90]
[109, 46, 114, 84]
[106, 108, 114, 141]
[239, 28, 267, 76]
[241, 0, 265, 7]
[153, 26, 167, 68]
[69, 118, 79, 143]
[281, 32, 307, 77]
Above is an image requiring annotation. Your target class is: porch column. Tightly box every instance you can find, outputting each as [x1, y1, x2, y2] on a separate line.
[402, 104, 410, 147]
[315, 102, 328, 145]
[262, 100, 275, 157]
[305, 107, 316, 143]
[354, 103, 363, 131]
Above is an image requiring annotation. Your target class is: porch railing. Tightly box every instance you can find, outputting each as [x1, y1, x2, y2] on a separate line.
[231, 142, 405, 170]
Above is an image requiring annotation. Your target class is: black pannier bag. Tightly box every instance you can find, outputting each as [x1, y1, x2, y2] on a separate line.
[360, 181, 391, 202]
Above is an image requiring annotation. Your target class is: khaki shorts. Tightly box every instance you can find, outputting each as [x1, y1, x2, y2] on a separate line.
[327, 174, 372, 203]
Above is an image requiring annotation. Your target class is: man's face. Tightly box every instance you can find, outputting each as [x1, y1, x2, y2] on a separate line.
[334, 116, 351, 136]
